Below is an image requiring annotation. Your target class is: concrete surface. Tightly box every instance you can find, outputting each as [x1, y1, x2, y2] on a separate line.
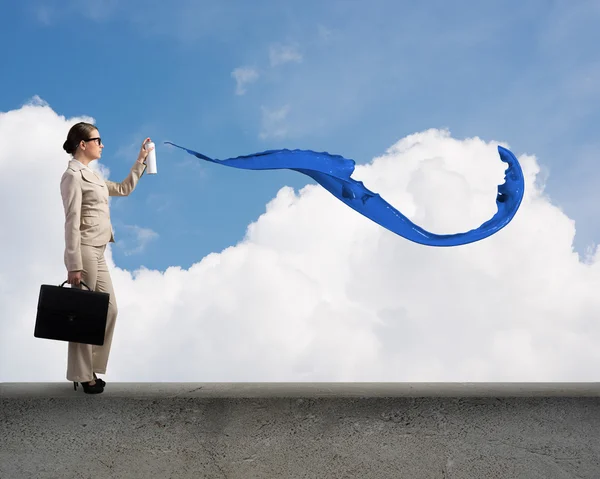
[1, 383, 599, 478]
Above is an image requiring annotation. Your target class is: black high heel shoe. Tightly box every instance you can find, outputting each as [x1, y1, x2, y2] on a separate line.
[93, 373, 106, 388]
[73, 381, 104, 394]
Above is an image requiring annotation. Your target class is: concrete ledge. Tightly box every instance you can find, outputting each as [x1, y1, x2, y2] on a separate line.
[2, 383, 599, 478]
[2, 381, 600, 398]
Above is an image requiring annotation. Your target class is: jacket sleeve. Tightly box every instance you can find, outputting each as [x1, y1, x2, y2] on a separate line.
[106, 162, 147, 197]
[60, 171, 83, 271]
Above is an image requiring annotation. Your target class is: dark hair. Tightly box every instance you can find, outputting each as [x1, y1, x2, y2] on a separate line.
[63, 122, 97, 155]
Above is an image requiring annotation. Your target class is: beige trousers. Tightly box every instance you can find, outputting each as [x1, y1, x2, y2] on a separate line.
[66, 244, 118, 383]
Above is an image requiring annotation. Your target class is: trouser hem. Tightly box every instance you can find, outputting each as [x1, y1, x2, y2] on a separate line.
[67, 374, 94, 382]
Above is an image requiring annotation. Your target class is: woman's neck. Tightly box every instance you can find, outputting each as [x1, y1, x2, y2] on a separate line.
[73, 154, 92, 166]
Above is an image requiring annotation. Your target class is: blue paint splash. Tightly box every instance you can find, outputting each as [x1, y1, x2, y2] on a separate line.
[165, 142, 524, 247]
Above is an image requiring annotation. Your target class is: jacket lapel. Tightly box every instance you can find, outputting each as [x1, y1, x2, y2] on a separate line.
[69, 160, 106, 186]
[81, 169, 106, 187]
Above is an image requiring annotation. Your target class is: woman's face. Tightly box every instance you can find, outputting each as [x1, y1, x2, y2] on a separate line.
[80, 129, 103, 160]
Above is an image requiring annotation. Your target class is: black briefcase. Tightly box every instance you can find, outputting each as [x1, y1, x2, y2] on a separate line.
[34, 281, 110, 346]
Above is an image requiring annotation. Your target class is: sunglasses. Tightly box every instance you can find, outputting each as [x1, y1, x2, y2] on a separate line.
[83, 137, 102, 146]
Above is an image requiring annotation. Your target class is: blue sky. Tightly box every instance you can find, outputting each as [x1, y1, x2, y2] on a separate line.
[1, 0, 599, 272]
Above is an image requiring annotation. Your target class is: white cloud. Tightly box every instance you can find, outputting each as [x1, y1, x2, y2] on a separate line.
[318, 25, 334, 42]
[269, 43, 303, 67]
[231, 66, 260, 95]
[259, 105, 290, 140]
[116, 225, 159, 256]
[78, 0, 119, 21]
[23, 95, 49, 107]
[31, 0, 119, 24]
[1, 100, 599, 383]
[114, 137, 142, 162]
[146, 193, 174, 213]
[32, 5, 54, 26]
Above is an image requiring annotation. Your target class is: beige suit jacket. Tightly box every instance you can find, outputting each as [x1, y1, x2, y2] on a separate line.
[60, 160, 147, 271]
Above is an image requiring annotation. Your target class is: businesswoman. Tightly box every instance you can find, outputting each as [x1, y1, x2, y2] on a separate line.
[61, 122, 151, 394]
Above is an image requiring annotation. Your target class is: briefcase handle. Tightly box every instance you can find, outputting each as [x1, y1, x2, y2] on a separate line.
[60, 280, 92, 291]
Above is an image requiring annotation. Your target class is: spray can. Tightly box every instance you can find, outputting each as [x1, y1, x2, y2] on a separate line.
[145, 140, 157, 174]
